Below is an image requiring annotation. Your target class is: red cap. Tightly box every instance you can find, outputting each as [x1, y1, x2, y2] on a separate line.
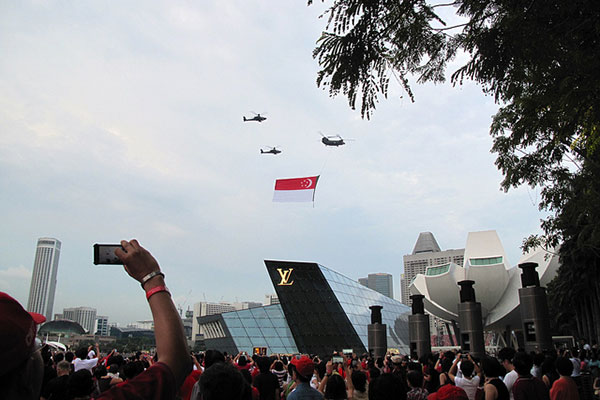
[290, 355, 315, 379]
[0, 292, 46, 376]
[428, 385, 469, 400]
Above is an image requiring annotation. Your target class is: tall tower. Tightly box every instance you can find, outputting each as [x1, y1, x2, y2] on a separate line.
[401, 232, 464, 305]
[27, 237, 61, 320]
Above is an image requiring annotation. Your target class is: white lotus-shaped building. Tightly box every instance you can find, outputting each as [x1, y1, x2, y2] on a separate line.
[409, 230, 560, 330]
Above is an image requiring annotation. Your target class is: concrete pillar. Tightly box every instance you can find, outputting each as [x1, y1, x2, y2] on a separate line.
[457, 280, 485, 358]
[409, 294, 431, 358]
[368, 305, 387, 360]
[518, 262, 553, 353]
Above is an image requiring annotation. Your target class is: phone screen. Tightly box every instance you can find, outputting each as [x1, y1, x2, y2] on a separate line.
[93, 244, 124, 265]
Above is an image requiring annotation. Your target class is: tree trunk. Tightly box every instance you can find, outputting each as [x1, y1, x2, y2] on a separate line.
[575, 307, 583, 339]
[584, 296, 594, 345]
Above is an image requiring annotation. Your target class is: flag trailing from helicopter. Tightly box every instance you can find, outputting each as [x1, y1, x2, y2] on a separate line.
[273, 176, 319, 203]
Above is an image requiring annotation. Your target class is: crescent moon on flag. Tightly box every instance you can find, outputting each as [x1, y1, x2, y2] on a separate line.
[302, 179, 312, 188]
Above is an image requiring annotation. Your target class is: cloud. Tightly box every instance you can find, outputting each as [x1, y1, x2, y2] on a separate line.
[0, 265, 31, 280]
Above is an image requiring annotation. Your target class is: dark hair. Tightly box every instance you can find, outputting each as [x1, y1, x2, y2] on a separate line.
[200, 362, 248, 400]
[53, 352, 65, 363]
[533, 353, 545, 367]
[94, 365, 107, 379]
[481, 356, 504, 378]
[324, 374, 347, 399]
[459, 360, 475, 377]
[555, 357, 574, 376]
[407, 361, 421, 372]
[316, 360, 327, 379]
[107, 354, 125, 367]
[296, 369, 311, 383]
[407, 370, 423, 388]
[369, 373, 407, 400]
[256, 356, 271, 373]
[513, 352, 533, 376]
[441, 357, 453, 373]
[123, 361, 144, 380]
[273, 360, 284, 371]
[238, 355, 248, 367]
[352, 370, 368, 392]
[68, 369, 94, 397]
[75, 347, 88, 360]
[204, 350, 225, 369]
[498, 348, 516, 363]
[369, 366, 381, 380]
[65, 352, 75, 363]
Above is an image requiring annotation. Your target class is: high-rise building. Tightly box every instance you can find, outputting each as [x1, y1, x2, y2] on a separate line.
[358, 273, 394, 299]
[401, 232, 464, 306]
[96, 316, 109, 336]
[27, 238, 61, 320]
[63, 307, 97, 334]
[264, 294, 280, 306]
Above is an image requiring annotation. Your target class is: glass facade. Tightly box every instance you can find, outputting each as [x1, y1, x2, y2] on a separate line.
[319, 265, 410, 352]
[425, 264, 450, 276]
[470, 256, 503, 266]
[221, 304, 298, 354]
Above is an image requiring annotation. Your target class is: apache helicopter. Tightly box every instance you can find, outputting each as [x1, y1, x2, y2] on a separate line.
[319, 132, 352, 147]
[243, 112, 267, 123]
[260, 146, 282, 155]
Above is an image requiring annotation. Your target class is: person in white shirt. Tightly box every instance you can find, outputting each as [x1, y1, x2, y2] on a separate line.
[498, 347, 518, 400]
[73, 343, 100, 372]
[448, 353, 482, 400]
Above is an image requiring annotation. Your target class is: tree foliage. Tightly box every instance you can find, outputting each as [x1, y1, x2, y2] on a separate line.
[309, 0, 600, 342]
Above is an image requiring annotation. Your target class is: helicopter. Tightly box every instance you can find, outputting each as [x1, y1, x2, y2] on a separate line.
[260, 146, 282, 155]
[243, 112, 267, 123]
[319, 132, 351, 147]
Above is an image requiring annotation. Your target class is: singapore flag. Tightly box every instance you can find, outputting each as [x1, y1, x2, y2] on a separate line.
[273, 176, 320, 202]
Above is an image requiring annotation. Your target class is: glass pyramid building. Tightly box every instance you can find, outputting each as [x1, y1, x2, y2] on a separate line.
[196, 260, 411, 355]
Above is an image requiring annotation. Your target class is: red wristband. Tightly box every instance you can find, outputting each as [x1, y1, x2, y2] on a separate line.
[145, 285, 170, 300]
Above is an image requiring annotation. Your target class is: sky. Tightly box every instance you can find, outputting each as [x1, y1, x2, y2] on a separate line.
[0, 1, 546, 325]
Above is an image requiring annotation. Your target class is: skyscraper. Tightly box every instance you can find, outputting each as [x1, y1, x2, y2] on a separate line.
[358, 273, 394, 299]
[401, 232, 464, 305]
[63, 307, 97, 333]
[27, 237, 61, 320]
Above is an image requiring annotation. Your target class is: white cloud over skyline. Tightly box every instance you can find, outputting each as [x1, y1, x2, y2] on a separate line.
[0, 1, 546, 324]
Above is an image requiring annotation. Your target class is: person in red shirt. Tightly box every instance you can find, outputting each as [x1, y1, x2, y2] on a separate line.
[550, 357, 579, 400]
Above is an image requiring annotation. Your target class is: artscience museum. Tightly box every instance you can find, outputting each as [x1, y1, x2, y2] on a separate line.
[409, 230, 560, 333]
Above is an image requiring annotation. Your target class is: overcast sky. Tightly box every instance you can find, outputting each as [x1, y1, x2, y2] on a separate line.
[0, 1, 546, 325]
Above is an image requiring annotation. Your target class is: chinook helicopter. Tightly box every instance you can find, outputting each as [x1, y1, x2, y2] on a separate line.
[243, 112, 267, 122]
[260, 146, 282, 155]
[319, 132, 352, 147]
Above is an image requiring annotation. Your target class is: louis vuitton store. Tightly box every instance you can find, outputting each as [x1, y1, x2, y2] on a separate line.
[196, 260, 411, 356]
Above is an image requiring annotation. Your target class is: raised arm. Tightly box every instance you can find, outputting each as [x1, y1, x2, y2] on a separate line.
[115, 239, 191, 386]
[468, 354, 482, 378]
[448, 353, 460, 382]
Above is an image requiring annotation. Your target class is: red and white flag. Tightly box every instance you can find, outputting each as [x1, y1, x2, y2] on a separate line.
[273, 176, 319, 202]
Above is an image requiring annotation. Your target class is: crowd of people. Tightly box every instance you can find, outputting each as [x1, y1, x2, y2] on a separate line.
[2, 240, 599, 400]
[7, 341, 600, 400]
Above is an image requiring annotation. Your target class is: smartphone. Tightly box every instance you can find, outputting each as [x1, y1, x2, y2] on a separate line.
[94, 244, 123, 265]
[332, 356, 343, 363]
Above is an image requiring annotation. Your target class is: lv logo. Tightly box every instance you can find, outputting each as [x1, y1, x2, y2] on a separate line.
[277, 268, 294, 286]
